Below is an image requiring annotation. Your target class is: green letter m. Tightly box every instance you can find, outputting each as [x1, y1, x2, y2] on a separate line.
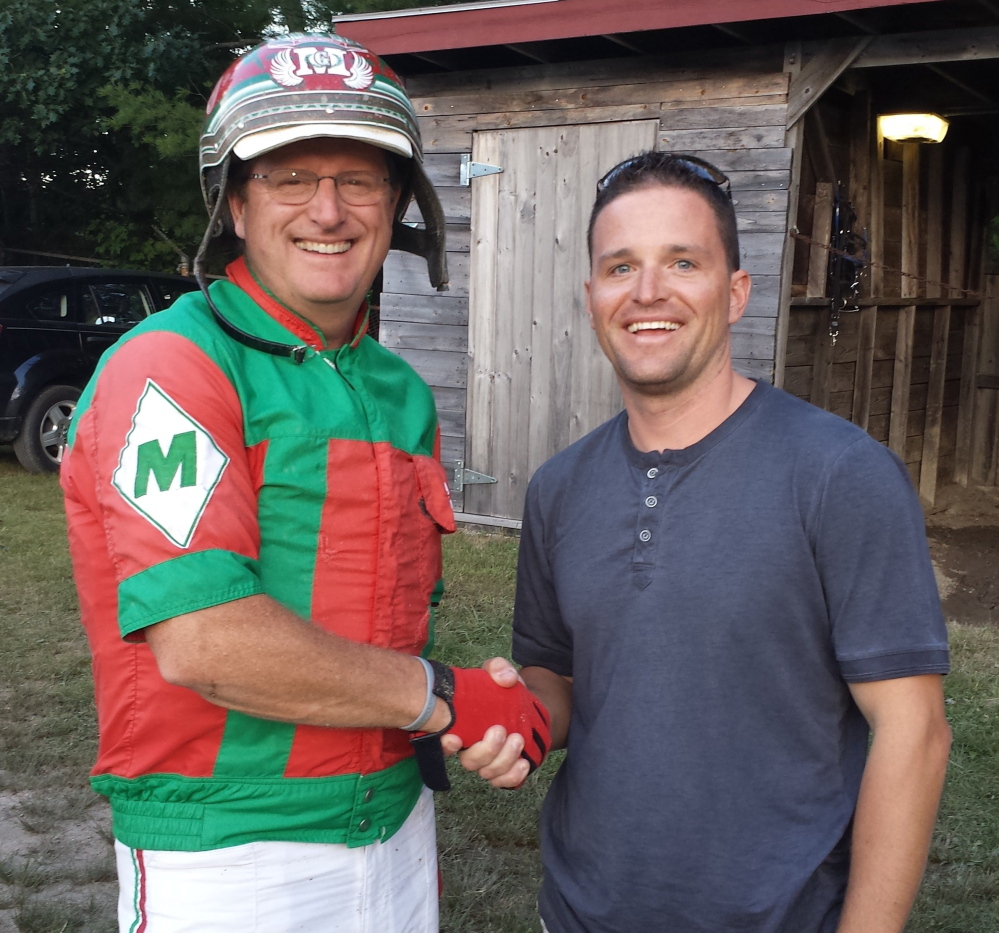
[134, 431, 198, 498]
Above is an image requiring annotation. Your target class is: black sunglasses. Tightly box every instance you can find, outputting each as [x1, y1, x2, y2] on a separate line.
[596, 154, 732, 199]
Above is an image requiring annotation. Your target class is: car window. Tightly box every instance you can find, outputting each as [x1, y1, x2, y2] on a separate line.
[83, 283, 153, 326]
[25, 290, 70, 322]
[148, 278, 194, 310]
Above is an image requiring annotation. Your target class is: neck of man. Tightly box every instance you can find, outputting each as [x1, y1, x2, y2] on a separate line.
[621, 357, 756, 454]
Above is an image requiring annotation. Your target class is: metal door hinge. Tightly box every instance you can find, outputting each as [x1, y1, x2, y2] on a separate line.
[444, 459, 498, 494]
[460, 154, 503, 186]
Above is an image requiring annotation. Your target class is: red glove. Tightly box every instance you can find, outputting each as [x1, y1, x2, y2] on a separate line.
[410, 661, 551, 791]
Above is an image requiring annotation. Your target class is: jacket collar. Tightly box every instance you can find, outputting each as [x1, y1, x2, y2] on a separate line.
[225, 257, 370, 351]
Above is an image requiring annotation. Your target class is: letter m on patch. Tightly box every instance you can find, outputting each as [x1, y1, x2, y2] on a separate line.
[112, 380, 230, 548]
[134, 431, 197, 497]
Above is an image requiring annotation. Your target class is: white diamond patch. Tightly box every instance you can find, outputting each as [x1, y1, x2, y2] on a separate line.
[112, 381, 229, 548]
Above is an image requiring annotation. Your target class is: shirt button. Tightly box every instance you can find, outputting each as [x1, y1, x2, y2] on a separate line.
[645, 496, 658, 508]
[639, 529, 652, 542]
[647, 467, 659, 479]
[363, 788, 375, 803]
[358, 818, 372, 832]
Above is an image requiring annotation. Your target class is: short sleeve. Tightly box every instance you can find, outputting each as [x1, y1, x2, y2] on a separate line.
[512, 469, 574, 677]
[62, 329, 264, 639]
[811, 436, 949, 682]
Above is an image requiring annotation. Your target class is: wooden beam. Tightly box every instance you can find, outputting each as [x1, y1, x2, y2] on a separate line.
[851, 26, 999, 69]
[773, 43, 804, 391]
[786, 36, 874, 127]
[808, 182, 836, 410]
[888, 144, 919, 457]
[850, 86, 876, 429]
[919, 146, 947, 505]
[952, 149, 977, 485]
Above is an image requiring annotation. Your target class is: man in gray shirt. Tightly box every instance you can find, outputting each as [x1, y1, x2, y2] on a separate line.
[457, 152, 951, 933]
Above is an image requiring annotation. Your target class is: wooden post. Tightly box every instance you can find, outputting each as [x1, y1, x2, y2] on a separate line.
[809, 182, 836, 410]
[952, 148, 977, 485]
[850, 87, 876, 428]
[889, 144, 919, 458]
[919, 146, 948, 505]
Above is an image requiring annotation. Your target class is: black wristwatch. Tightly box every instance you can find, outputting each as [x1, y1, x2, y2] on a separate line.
[409, 660, 457, 792]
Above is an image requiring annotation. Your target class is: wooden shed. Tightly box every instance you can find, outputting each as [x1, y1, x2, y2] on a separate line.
[337, 0, 999, 527]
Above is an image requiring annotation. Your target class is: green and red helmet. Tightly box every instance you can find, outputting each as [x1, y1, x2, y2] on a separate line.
[199, 33, 447, 290]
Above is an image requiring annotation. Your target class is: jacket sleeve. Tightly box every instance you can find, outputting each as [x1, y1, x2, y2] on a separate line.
[62, 329, 264, 640]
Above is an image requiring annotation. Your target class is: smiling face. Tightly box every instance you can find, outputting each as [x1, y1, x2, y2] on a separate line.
[586, 183, 750, 401]
[227, 137, 400, 345]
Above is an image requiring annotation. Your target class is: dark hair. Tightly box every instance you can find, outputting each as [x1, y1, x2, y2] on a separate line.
[587, 151, 740, 272]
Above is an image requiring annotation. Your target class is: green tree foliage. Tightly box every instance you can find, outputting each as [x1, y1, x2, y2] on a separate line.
[1, 0, 457, 271]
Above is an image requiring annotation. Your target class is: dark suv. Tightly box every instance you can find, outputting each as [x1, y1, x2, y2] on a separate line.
[0, 267, 199, 472]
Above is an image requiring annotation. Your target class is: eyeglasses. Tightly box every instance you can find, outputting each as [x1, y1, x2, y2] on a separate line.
[248, 169, 392, 206]
[597, 155, 731, 199]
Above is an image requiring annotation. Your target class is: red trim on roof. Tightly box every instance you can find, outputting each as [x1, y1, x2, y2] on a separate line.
[336, 0, 938, 56]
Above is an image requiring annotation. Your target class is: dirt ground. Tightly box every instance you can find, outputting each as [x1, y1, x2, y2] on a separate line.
[925, 483, 999, 626]
[0, 483, 995, 933]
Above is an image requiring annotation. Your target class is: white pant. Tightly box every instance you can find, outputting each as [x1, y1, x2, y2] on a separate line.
[115, 788, 438, 933]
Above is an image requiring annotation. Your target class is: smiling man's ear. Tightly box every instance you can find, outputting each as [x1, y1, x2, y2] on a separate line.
[227, 188, 247, 241]
[727, 269, 751, 326]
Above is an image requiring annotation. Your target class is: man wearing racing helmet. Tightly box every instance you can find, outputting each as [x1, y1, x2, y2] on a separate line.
[61, 34, 549, 933]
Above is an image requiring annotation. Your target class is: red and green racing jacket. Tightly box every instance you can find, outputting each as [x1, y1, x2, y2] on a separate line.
[61, 258, 455, 852]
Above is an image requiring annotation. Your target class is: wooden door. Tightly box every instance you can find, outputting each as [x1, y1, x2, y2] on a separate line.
[465, 120, 659, 522]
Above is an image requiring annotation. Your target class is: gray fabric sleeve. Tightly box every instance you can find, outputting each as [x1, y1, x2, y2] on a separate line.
[811, 435, 949, 682]
[512, 469, 574, 677]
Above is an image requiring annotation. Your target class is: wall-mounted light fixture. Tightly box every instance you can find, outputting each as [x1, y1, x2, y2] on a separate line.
[878, 113, 950, 144]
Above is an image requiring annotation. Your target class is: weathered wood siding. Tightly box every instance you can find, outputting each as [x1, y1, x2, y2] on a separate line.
[380, 50, 794, 516]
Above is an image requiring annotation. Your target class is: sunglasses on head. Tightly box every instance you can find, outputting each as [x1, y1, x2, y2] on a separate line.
[596, 154, 732, 200]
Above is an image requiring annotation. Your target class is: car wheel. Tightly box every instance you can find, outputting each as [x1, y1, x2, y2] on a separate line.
[12, 384, 82, 474]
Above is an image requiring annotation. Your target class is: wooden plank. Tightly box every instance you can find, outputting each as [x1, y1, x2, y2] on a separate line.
[740, 232, 786, 277]
[423, 153, 463, 186]
[919, 305, 951, 503]
[658, 104, 788, 130]
[379, 321, 468, 352]
[786, 36, 873, 127]
[729, 171, 791, 192]
[659, 124, 787, 151]
[888, 144, 920, 457]
[744, 274, 781, 317]
[773, 44, 802, 391]
[411, 74, 791, 118]
[950, 149, 976, 485]
[431, 386, 466, 412]
[379, 293, 469, 326]
[417, 114, 476, 152]
[669, 148, 793, 173]
[736, 211, 791, 233]
[918, 146, 947, 504]
[733, 315, 778, 337]
[436, 407, 465, 438]
[383, 251, 469, 298]
[852, 307, 878, 428]
[404, 186, 469, 224]
[808, 182, 836, 410]
[851, 25, 999, 69]
[848, 85, 872, 297]
[477, 103, 657, 131]
[731, 188, 790, 213]
[443, 226, 471, 253]
[806, 183, 835, 299]
[731, 330, 778, 360]
[407, 59, 789, 103]
[392, 347, 468, 388]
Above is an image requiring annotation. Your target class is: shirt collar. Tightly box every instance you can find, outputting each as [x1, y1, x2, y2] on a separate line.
[225, 257, 370, 351]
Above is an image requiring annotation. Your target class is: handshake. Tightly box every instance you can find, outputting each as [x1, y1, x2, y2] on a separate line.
[409, 659, 551, 791]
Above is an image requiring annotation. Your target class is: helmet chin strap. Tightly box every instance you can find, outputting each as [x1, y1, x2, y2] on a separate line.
[193, 156, 312, 364]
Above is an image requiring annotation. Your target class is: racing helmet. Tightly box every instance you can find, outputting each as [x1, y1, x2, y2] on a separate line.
[198, 33, 448, 290]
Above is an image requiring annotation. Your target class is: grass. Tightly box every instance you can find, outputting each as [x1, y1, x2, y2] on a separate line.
[0, 446, 998, 931]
